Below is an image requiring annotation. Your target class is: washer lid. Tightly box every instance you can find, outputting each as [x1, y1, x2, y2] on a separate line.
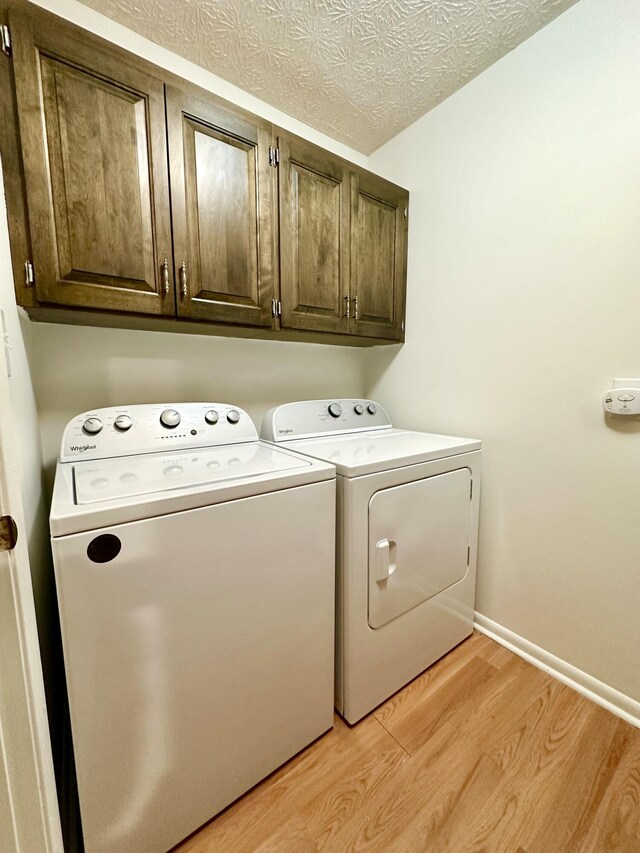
[73, 442, 310, 504]
[281, 429, 482, 477]
[51, 442, 335, 536]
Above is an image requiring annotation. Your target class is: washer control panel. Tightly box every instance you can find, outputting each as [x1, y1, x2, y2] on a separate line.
[261, 399, 392, 442]
[61, 403, 257, 462]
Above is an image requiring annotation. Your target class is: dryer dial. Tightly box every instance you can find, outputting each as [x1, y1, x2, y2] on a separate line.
[328, 403, 343, 418]
[227, 409, 241, 425]
[205, 410, 219, 425]
[367, 403, 377, 415]
[354, 404, 364, 415]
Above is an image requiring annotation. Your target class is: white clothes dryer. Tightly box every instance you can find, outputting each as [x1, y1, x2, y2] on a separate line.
[261, 399, 482, 724]
[50, 402, 336, 853]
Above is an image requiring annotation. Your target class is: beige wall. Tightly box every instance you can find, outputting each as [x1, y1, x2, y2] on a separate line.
[31, 324, 367, 474]
[366, 0, 640, 701]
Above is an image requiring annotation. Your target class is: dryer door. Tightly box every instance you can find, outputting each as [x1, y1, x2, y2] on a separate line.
[368, 468, 471, 629]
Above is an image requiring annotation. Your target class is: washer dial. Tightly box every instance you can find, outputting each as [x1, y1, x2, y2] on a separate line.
[205, 409, 219, 425]
[354, 404, 364, 415]
[114, 415, 132, 432]
[227, 409, 241, 425]
[328, 402, 343, 419]
[83, 417, 103, 435]
[160, 409, 181, 428]
[367, 403, 377, 415]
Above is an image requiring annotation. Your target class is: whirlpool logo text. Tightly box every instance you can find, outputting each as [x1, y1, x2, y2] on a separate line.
[69, 444, 97, 453]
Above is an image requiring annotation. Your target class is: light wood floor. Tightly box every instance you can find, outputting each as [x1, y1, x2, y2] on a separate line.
[175, 632, 640, 852]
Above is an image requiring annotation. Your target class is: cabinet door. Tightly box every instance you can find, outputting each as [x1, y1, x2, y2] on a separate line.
[10, 13, 174, 315]
[351, 170, 408, 341]
[278, 134, 350, 335]
[167, 86, 275, 326]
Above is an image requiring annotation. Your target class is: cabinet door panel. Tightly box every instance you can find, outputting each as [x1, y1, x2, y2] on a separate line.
[11, 12, 173, 314]
[278, 135, 349, 334]
[351, 170, 408, 341]
[168, 86, 274, 326]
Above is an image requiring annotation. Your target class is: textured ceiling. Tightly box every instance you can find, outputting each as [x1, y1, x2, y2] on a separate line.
[79, 0, 579, 154]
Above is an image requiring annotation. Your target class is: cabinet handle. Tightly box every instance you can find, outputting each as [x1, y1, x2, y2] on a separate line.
[353, 295, 359, 321]
[344, 295, 350, 319]
[179, 262, 187, 299]
[161, 257, 170, 295]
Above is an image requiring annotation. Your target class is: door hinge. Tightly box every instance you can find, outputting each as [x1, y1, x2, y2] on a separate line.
[1, 25, 11, 57]
[467, 545, 470, 566]
[24, 260, 35, 288]
[268, 146, 280, 167]
[0, 515, 18, 552]
[271, 298, 282, 318]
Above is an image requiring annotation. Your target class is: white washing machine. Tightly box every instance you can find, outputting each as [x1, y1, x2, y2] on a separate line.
[50, 402, 336, 853]
[261, 399, 482, 724]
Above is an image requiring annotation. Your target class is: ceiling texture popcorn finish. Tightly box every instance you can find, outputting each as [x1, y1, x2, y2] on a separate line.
[79, 0, 579, 153]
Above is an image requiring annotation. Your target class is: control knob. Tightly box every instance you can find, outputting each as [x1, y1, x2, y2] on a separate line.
[114, 415, 132, 432]
[160, 408, 181, 429]
[367, 403, 377, 415]
[227, 409, 241, 425]
[205, 409, 219, 425]
[328, 402, 343, 419]
[83, 417, 103, 435]
[354, 404, 364, 415]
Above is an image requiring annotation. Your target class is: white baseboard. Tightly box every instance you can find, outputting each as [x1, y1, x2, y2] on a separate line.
[474, 613, 640, 729]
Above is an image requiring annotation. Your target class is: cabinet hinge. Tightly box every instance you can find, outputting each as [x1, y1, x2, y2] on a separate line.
[24, 260, 35, 288]
[0, 515, 18, 552]
[268, 146, 280, 167]
[1, 25, 11, 57]
[271, 299, 282, 318]
[467, 545, 470, 566]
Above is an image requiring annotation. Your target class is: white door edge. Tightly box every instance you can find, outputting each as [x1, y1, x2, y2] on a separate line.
[0, 171, 62, 851]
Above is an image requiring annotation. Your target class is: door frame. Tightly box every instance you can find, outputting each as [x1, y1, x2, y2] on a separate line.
[0, 228, 62, 852]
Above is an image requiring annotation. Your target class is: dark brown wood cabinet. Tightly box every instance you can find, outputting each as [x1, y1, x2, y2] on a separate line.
[278, 134, 350, 335]
[166, 85, 275, 327]
[3, 2, 409, 345]
[10, 11, 174, 315]
[351, 170, 408, 341]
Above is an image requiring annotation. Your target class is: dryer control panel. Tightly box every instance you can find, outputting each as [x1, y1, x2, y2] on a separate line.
[60, 403, 257, 462]
[262, 399, 392, 442]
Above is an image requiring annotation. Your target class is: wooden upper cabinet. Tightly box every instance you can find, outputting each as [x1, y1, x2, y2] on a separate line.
[277, 134, 350, 335]
[350, 170, 408, 341]
[10, 12, 173, 315]
[166, 86, 275, 326]
[4, 5, 409, 343]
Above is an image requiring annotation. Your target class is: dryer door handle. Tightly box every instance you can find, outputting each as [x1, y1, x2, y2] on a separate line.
[375, 538, 397, 583]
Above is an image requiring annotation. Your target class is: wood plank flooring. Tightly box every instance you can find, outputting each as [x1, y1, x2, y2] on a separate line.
[174, 633, 640, 852]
